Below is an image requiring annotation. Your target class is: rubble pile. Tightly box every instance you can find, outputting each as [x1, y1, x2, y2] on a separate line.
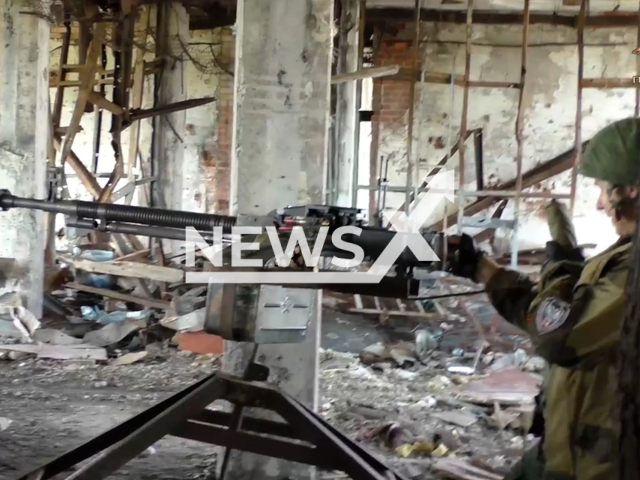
[0, 244, 222, 365]
[319, 279, 544, 480]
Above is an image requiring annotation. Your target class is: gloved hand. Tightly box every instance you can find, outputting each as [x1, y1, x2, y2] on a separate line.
[446, 233, 485, 281]
[541, 240, 585, 274]
[544, 241, 585, 263]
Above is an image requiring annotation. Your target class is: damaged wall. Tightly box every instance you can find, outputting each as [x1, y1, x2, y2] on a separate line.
[49, 24, 233, 215]
[371, 22, 637, 252]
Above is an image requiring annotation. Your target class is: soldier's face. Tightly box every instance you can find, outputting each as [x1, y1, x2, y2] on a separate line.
[595, 180, 638, 237]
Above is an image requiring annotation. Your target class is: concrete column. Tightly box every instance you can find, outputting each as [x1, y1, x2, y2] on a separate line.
[152, 3, 194, 253]
[334, 0, 362, 207]
[0, 0, 49, 317]
[222, 0, 332, 479]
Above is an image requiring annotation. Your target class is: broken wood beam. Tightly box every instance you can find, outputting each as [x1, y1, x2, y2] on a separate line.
[428, 141, 588, 231]
[65, 282, 170, 310]
[88, 92, 125, 115]
[367, 8, 640, 29]
[391, 68, 520, 89]
[569, 0, 587, 214]
[459, 0, 474, 220]
[114, 249, 150, 263]
[52, 135, 102, 198]
[331, 65, 400, 84]
[58, 255, 184, 283]
[581, 78, 639, 89]
[49, 77, 114, 88]
[126, 4, 151, 206]
[126, 97, 216, 124]
[398, 129, 480, 213]
[52, 18, 72, 128]
[57, 24, 105, 177]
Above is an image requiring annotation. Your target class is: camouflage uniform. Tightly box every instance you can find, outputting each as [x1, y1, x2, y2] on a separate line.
[479, 118, 640, 480]
[488, 237, 631, 480]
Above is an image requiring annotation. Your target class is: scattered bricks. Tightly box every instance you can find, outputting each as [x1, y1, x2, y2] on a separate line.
[174, 331, 224, 355]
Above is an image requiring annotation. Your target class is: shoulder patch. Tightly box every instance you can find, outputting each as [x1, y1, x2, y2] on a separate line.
[535, 297, 571, 334]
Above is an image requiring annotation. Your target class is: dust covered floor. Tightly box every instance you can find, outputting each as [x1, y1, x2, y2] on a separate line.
[0, 297, 542, 480]
[0, 348, 540, 480]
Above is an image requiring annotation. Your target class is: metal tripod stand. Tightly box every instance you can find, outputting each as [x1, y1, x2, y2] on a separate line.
[15, 365, 409, 480]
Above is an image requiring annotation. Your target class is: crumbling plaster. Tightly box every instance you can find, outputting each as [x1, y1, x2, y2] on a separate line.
[49, 28, 223, 213]
[377, 22, 637, 252]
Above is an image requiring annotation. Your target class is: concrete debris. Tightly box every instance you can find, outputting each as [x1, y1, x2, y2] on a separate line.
[0, 417, 12, 433]
[415, 329, 438, 360]
[83, 319, 147, 348]
[0, 319, 24, 339]
[112, 351, 148, 366]
[433, 458, 503, 480]
[160, 308, 206, 332]
[432, 410, 478, 428]
[32, 329, 83, 346]
[487, 349, 529, 371]
[37, 344, 108, 361]
[0, 343, 107, 361]
[0, 293, 41, 341]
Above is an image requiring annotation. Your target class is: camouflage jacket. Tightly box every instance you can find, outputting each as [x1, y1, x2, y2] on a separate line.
[486, 237, 632, 480]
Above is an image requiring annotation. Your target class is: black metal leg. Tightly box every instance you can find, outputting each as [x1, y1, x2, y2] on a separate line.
[287, 393, 412, 480]
[15, 372, 218, 480]
[63, 374, 228, 480]
[13, 373, 408, 480]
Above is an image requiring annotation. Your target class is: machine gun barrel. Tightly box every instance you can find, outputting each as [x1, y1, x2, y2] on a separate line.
[0, 190, 449, 271]
[0, 191, 238, 233]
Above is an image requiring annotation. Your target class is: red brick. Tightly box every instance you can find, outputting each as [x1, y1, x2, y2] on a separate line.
[174, 331, 224, 355]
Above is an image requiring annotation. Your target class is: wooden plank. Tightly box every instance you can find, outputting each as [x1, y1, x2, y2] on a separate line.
[58, 255, 184, 283]
[331, 65, 400, 84]
[569, 0, 587, 214]
[428, 143, 583, 231]
[88, 92, 125, 114]
[52, 21, 72, 128]
[57, 24, 105, 177]
[114, 249, 150, 263]
[49, 77, 114, 88]
[126, 5, 151, 206]
[353, 294, 363, 309]
[66, 282, 170, 310]
[581, 78, 638, 88]
[127, 97, 216, 124]
[393, 69, 519, 89]
[52, 135, 101, 198]
[458, 0, 474, 215]
[511, 0, 530, 264]
[96, 13, 129, 204]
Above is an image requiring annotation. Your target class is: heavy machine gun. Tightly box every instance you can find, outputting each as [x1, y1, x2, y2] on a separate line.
[1, 189, 460, 480]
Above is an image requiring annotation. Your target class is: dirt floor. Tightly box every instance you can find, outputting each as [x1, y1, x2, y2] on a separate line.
[0, 303, 538, 480]
[0, 350, 222, 480]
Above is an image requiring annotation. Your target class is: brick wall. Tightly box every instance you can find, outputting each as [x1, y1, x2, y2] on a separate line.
[203, 27, 235, 215]
[369, 24, 415, 214]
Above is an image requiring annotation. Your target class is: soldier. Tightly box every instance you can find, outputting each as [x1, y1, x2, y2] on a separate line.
[448, 116, 640, 480]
